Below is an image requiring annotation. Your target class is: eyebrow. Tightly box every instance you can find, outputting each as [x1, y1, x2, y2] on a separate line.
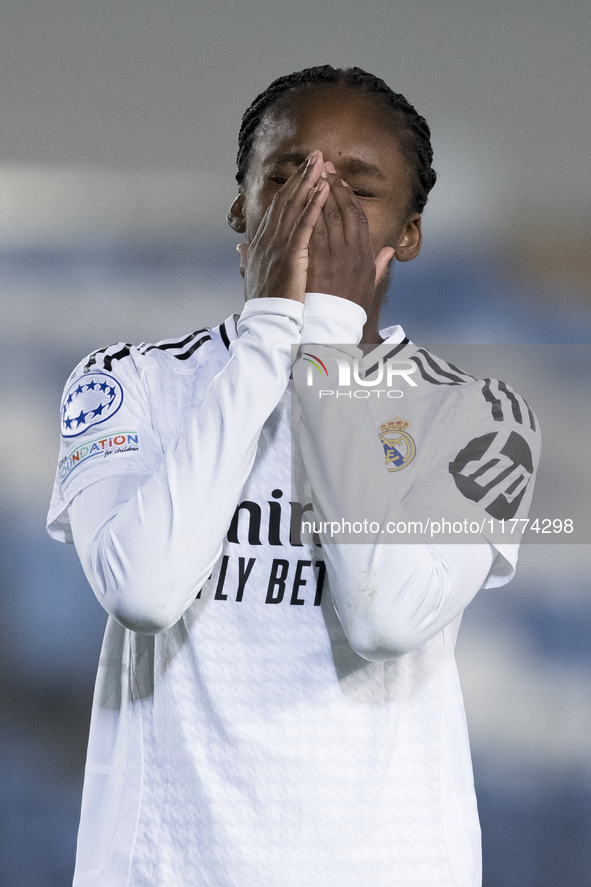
[270, 153, 308, 168]
[271, 154, 387, 180]
[345, 159, 387, 180]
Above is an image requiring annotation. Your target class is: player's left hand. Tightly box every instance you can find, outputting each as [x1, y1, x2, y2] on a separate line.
[306, 163, 395, 315]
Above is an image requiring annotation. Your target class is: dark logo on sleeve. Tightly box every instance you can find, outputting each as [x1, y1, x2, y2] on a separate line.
[449, 430, 534, 520]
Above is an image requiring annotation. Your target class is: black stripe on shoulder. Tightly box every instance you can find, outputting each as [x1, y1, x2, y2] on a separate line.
[410, 354, 463, 386]
[497, 381, 523, 425]
[482, 379, 504, 422]
[480, 378, 537, 430]
[83, 347, 107, 372]
[173, 332, 211, 361]
[83, 327, 212, 373]
[415, 348, 476, 384]
[364, 338, 409, 377]
[498, 381, 536, 431]
[103, 345, 132, 372]
[84, 344, 133, 373]
[219, 321, 231, 351]
[141, 328, 209, 355]
[525, 402, 537, 432]
[444, 358, 478, 381]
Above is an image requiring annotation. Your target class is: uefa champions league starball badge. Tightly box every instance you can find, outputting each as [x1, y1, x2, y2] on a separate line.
[378, 417, 416, 472]
[60, 372, 124, 438]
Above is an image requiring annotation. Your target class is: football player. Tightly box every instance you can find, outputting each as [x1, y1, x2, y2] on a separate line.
[48, 66, 540, 887]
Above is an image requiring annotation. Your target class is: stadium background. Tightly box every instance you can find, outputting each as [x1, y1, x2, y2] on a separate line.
[1, 1, 590, 884]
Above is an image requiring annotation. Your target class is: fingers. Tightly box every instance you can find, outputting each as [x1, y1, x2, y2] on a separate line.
[248, 150, 324, 250]
[239, 153, 330, 304]
[287, 177, 330, 253]
[319, 163, 370, 254]
[272, 150, 326, 240]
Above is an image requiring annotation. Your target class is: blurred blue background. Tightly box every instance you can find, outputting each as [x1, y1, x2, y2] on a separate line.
[1, 2, 590, 884]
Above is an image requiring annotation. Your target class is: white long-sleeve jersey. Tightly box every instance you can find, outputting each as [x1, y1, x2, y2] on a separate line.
[47, 294, 540, 887]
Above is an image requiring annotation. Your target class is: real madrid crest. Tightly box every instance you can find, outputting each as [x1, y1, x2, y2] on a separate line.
[378, 416, 415, 472]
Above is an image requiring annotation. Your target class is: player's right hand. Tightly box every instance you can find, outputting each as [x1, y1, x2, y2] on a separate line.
[237, 150, 329, 303]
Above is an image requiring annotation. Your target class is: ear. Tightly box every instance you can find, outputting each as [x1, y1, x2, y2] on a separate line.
[394, 214, 422, 263]
[227, 193, 246, 233]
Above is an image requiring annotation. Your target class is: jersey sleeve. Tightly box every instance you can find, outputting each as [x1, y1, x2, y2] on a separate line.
[47, 348, 164, 542]
[403, 377, 542, 587]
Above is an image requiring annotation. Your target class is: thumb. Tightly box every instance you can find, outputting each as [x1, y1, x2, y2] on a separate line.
[236, 242, 249, 279]
[375, 247, 395, 286]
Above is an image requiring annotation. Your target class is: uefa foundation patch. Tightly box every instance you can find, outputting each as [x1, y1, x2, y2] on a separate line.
[61, 372, 124, 437]
[59, 431, 140, 485]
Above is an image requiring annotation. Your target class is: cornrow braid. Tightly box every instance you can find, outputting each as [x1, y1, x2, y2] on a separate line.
[236, 65, 437, 214]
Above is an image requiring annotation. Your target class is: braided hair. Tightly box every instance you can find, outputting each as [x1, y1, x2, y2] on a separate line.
[236, 65, 437, 214]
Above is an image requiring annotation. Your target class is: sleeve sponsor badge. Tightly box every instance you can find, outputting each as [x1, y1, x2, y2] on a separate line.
[61, 372, 124, 438]
[59, 431, 140, 486]
[449, 429, 534, 520]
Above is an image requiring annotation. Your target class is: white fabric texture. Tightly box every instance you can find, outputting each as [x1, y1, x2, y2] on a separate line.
[47, 292, 540, 887]
[300, 292, 367, 344]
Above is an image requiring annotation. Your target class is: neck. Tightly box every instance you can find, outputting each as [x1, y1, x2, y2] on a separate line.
[359, 322, 384, 349]
[359, 284, 386, 348]
[358, 258, 396, 348]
